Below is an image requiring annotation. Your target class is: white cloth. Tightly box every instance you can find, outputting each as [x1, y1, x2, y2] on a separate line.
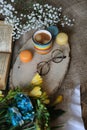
[61, 85, 85, 130]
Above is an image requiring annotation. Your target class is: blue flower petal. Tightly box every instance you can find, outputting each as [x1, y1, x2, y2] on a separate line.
[8, 107, 24, 126]
[14, 94, 35, 121]
[22, 112, 35, 121]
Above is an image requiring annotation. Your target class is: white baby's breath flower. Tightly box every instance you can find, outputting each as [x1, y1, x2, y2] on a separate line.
[61, 22, 65, 27]
[59, 7, 62, 11]
[58, 13, 61, 16]
[53, 7, 56, 10]
[53, 14, 56, 18]
[33, 4, 36, 7]
[34, 7, 37, 10]
[35, 3, 40, 8]
[48, 13, 52, 17]
[14, 11, 17, 14]
[23, 15, 26, 18]
[67, 23, 71, 26]
[31, 26, 35, 29]
[4, 1, 7, 4]
[49, 20, 53, 23]
[50, 9, 54, 13]
[63, 15, 66, 18]
[39, 9, 43, 14]
[7, 4, 13, 10]
[54, 20, 58, 23]
[54, 12, 57, 15]
[65, 17, 68, 20]
[12, 7, 15, 11]
[31, 13, 35, 17]
[68, 19, 72, 22]
[56, 15, 59, 18]
[38, 15, 42, 18]
[27, 15, 32, 19]
[17, 18, 20, 21]
[39, 5, 42, 9]
[44, 4, 48, 7]
[11, 0, 15, 2]
[20, 17, 22, 20]
[0, 9, 3, 13]
[47, 6, 51, 9]
[0, 0, 4, 4]
[65, 21, 68, 24]
[20, 14, 23, 17]
[42, 12, 45, 17]
[44, 17, 48, 21]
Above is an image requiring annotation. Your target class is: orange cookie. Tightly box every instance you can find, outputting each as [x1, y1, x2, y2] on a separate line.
[19, 50, 33, 63]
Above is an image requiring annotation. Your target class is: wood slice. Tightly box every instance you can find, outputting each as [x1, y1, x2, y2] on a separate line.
[11, 38, 70, 95]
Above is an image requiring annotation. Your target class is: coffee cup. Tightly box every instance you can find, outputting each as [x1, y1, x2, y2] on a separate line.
[32, 30, 52, 54]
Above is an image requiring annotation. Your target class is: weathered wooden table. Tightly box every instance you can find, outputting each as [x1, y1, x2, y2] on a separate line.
[11, 37, 70, 95]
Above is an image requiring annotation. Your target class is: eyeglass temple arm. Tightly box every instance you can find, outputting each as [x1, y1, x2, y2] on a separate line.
[53, 55, 66, 59]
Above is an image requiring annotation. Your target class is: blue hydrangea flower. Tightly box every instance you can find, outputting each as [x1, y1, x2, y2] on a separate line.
[22, 112, 35, 121]
[8, 107, 24, 126]
[14, 94, 35, 121]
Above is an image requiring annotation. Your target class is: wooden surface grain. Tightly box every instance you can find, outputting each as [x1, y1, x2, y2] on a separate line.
[12, 38, 70, 95]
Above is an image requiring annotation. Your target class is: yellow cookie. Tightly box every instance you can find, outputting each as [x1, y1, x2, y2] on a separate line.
[56, 32, 68, 45]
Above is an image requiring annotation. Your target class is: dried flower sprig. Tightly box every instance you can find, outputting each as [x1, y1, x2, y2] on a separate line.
[0, 1, 75, 41]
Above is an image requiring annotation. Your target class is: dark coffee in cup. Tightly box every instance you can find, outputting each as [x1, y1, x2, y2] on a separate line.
[35, 32, 51, 44]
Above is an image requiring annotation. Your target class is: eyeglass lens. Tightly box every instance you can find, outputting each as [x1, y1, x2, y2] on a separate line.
[37, 49, 66, 76]
[37, 61, 50, 76]
[51, 49, 64, 63]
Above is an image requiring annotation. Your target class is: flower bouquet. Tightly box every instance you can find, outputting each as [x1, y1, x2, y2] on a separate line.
[0, 73, 65, 130]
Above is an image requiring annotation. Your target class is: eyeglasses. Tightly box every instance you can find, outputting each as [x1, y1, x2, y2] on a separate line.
[37, 49, 66, 76]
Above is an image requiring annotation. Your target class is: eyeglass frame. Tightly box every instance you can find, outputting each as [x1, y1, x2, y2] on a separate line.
[37, 49, 66, 76]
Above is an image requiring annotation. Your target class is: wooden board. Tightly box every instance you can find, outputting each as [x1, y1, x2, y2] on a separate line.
[11, 38, 70, 95]
[0, 21, 12, 53]
[0, 53, 11, 90]
[0, 21, 12, 90]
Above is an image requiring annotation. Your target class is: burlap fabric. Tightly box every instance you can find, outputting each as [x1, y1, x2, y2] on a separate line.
[2, 0, 87, 129]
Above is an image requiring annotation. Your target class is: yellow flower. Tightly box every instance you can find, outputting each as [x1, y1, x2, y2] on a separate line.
[41, 92, 48, 99]
[29, 86, 42, 97]
[43, 99, 50, 104]
[41, 92, 50, 104]
[31, 73, 43, 86]
[53, 95, 63, 105]
[0, 91, 4, 97]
